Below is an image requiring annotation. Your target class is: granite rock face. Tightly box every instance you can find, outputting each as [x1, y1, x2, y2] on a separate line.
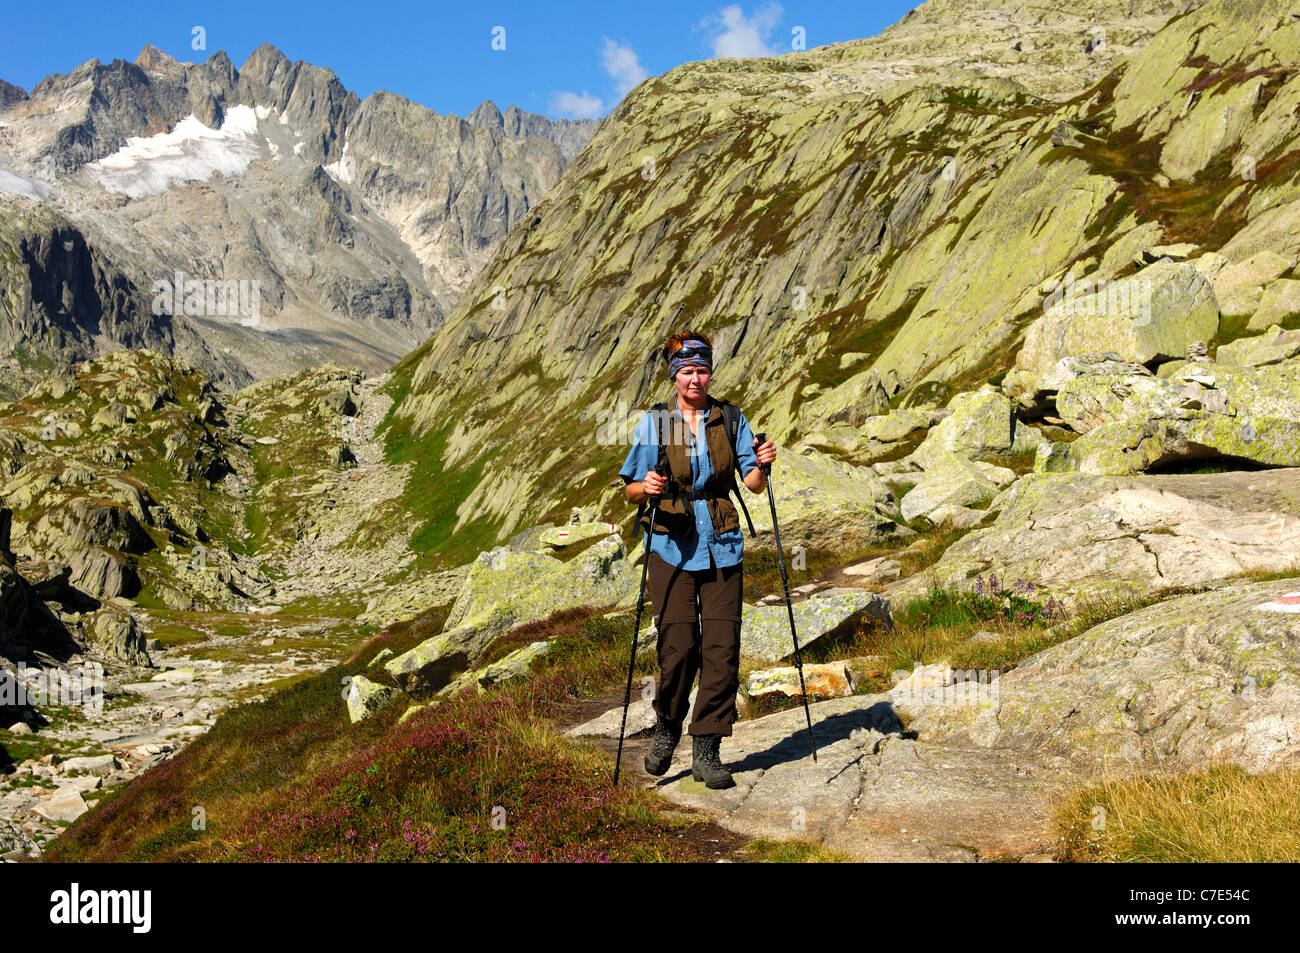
[900, 468, 1300, 603]
[908, 579, 1300, 774]
[383, 0, 1297, 545]
[386, 536, 639, 693]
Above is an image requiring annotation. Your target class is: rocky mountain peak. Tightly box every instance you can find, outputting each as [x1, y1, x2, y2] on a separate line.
[0, 42, 601, 389]
[467, 99, 504, 128]
[0, 80, 28, 109]
[134, 44, 182, 74]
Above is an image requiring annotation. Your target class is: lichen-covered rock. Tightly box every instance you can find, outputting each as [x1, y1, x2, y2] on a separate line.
[537, 522, 620, 550]
[747, 660, 856, 700]
[443, 548, 562, 630]
[861, 407, 940, 445]
[1216, 326, 1300, 368]
[1054, 372, 1182, 433]
[899, 469, 1300, 605]
[740, 588, 891, 663]
[387, 536, 637, 692]
[1004, 353, 1155, 414]
[1015, 260, 1219, 375]
[745, 444, 905, 551]
[926, 503, 986, 529]
[68, 547, 141, 600]
[1211, 251, 1296, 303]
[438, 640, 551, 697]
[1040, 410, 1300, 475]
[89, 402, 136, 433]
[32, 498, 154, 555]
[1159, 74, 1266, 183]
[908, 579, 1300, 774]
[384, 621, 488, 695]
[345, 674, 397, 723]
[900, 453, 1000, 524]
[1039, 361, 1300, 473]
[797, 370, 891, 431]
[85, 605, 150, 664]
[910, 388, 1015, 467]
[1247, 280, 1300, 332]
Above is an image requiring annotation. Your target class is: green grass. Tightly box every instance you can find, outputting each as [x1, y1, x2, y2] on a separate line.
[738, 838, 853, 862]
[1055, 765, 1300, 862]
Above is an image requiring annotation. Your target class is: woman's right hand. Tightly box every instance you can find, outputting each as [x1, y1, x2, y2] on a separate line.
[643, 470, 667, 496]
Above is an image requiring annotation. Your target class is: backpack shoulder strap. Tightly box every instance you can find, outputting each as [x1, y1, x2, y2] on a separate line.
[716, 398, 757, 539]
[721, 399, 740, 454]
[650, 401, 669, 454]
[635, 402, 672, 534]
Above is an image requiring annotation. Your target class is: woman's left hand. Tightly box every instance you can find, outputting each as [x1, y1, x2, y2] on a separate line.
[754, 438, 776, 467]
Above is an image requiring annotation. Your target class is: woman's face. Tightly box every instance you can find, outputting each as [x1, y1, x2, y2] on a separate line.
[674, 363, 710, 403]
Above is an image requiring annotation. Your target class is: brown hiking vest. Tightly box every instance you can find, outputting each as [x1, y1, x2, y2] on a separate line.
[639, 395, 741, 538]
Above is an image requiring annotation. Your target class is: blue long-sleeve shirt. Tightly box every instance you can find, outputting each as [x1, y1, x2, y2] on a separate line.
[619, 401, 761, 570]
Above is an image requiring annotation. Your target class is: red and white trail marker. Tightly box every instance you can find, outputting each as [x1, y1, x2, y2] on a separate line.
[1255, 592, 1300, 614]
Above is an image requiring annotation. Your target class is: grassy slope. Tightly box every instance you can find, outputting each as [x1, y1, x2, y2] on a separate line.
[45, 606, 760, 862]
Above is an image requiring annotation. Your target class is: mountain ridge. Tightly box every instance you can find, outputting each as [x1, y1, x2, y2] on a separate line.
[0, 43, 599, 393]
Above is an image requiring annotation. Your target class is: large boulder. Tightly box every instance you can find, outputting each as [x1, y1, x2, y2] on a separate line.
[900, 469, 1300, 604]
[860, 407, 939, 445]
[803, 406, 950, 464]
[908, 579, 1300, 774]
[1247, 279, 1300, 332]
[1038, 412, 1300, 475]
[909, 388, 1026, 467]
[1014, 260, 1219, 376]
[744, 444, 906, 552]
[386, 536, 638, 692]
[797, 370, 891, 432]
[1002, 352, 1154, 415]
[1216, 325, 1300, 368]
[1040, 361, 1300, 474]
[68, 547, 141, 600]
[443, 549, 562, 630]
[345, 675, 397, 724]
[85, 605, 150, 664]
[1054, 372, 1187, 433]
[438, 640, 551, 697]
[739, 588, 892, 662]
[899, 454, 1002, 524]
[1211, 251, 1295, 312]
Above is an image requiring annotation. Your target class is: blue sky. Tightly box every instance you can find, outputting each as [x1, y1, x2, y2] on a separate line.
[0, 0, 917, 120]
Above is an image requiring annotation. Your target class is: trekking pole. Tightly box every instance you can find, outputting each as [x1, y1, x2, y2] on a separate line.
[614, 451, 668, 786]
[756, 432, 818, 762]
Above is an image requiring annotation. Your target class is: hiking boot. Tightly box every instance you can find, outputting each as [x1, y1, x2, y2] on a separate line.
[691, 733, 735, 789]
[644, 715, 682, 776]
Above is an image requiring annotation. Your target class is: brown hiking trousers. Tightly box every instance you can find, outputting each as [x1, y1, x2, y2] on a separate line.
[646, 552, 743, 736]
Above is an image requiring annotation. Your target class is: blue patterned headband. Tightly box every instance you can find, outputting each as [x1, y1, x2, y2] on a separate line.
[667, 339, 713, 380]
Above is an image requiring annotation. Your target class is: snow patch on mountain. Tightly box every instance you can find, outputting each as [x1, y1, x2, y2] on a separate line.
[85, 104, 267, 198]
[0, 167, 52, 201]
[323, 140, 356, 185]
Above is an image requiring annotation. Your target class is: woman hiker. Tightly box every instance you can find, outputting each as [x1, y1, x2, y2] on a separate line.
[619, 330, 776, 789]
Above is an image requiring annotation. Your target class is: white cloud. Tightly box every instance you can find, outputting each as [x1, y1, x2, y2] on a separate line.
[701, 3, 784, 58]
[601, 37, 648, 96]
[549, 90, 604, 119]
